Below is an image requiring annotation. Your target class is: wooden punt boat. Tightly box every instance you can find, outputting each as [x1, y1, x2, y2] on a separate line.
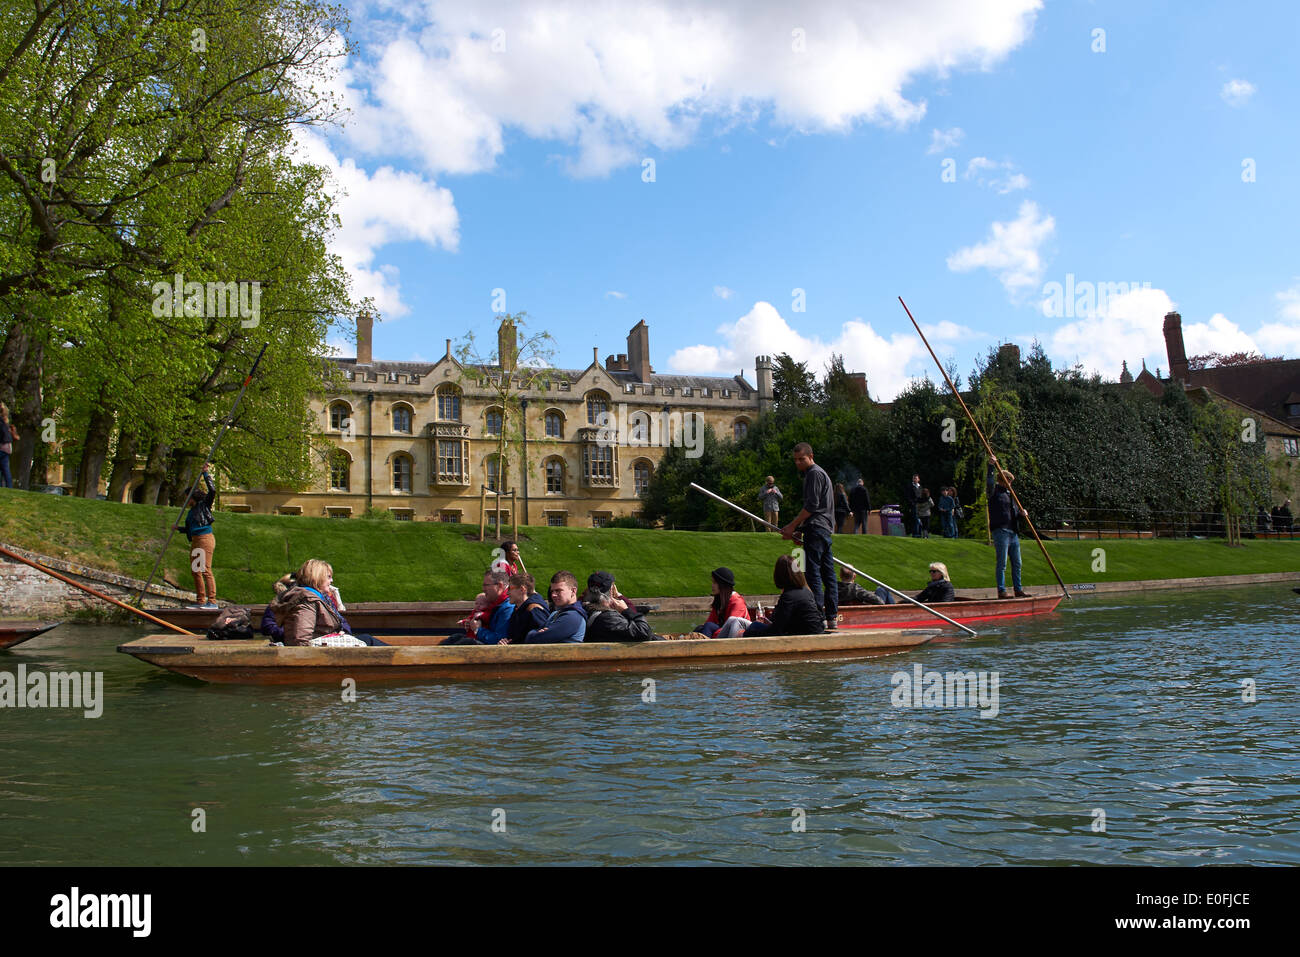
[0, 620, 61, 651]
[833, 593, 1063, 630]
[117, 628, 938, 685]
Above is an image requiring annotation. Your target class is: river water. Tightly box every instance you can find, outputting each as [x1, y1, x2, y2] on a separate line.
[1, 584, 1297, 865]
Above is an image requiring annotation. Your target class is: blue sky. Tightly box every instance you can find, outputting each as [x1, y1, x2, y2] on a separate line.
[300, 0, 1300, 398]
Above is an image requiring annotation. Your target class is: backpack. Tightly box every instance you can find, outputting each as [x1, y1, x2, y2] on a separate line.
[206, 606, 255, 641]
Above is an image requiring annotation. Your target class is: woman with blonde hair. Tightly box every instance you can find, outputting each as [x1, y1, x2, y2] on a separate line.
[0, 400, 18, 488]
[269, 560, 386, 646]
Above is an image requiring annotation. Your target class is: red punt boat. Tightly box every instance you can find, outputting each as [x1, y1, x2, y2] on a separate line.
[831, 594, 1063, 630]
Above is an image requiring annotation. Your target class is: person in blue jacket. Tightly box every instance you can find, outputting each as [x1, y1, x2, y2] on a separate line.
[503, 573, 550, 644]
[526, 570, 587, 643]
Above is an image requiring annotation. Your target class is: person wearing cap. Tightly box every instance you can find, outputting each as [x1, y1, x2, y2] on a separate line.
[914, 562, 956, 604]
[989, 455, 1029, 599]
[694, 567, 750, 638]
[581, 582, 659, 642]
[587, 570, 635, 611]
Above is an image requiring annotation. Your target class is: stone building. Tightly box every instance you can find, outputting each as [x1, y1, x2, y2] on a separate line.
[222, 317, 773, 525]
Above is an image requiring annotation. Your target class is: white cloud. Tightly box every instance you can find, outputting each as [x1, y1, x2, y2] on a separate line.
[334, 0, 1042, 177]
[927, 127, 964, 154]
[1048, 287, 1176, 376]
[605, 290, 628, 299]
[666, 300, 938, 400]
[963, 156, 1029, 193]
[947, 200, 1054, 299]
[714, 285, 735, 300]
[1182, 312, 1259, 357]
[1220, 78, 1256, 107]
[293, 130, 459, 319]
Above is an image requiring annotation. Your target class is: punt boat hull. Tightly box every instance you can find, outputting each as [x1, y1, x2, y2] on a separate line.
[834, 594, 1063, 630]
[0, 620, 61, 651]
[118, 628, 937, 685]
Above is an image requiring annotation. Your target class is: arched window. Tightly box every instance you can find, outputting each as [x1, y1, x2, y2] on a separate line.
[392, 454, 412, 492]
[329, 452, 351, 491]
[392, 404, 413, 433]
[436, 386, 461, 422]
[733, 418, 750, 441]
[485, 407, 504, 436]
[633, 459, 652, 496]
[545, 410, 564, 438]
[545, 457, 565, 494]
[486, 455, 501, 492]
[329, 401, 352, 431]
[629, 411, 652, 444]
[586, 389, 610, 425]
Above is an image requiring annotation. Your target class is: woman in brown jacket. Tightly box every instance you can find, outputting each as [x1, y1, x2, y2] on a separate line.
[269, 559, 388, 646]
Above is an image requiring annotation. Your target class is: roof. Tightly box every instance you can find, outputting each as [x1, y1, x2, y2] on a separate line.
[1183, 358, 1300, 424]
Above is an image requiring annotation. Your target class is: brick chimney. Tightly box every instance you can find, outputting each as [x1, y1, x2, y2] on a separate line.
[356, 310, 373, 365]
[998, 342, 1021, 367]
[1163, 311, 1187, 382]
[604, 353, 629, 372]
[627, 320, 651, 382]
[497, 316, 517, 372]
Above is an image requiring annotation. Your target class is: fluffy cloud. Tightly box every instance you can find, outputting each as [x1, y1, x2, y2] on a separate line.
[293, 131, 460, 320]
[714, 285, 735, 299]
[947, 201, 1055, 299]
[1220, 78, 1256, 107]
[1257, 283, 1300, 352]
[666, 300, 968, 400]
[963, 157, 1029, 193]
[927, 127, 964, 154]
[333, 0, 1042, 177]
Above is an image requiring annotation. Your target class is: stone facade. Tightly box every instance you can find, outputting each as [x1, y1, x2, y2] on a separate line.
[223, 319, 773, 526]
[0, 546, 193, 618]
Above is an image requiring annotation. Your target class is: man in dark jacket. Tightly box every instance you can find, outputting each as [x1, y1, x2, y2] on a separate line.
[988, 457, 1028, 598]
[906, 473, 923, 537]
[581, 587, 660, 642]
[504, 573, 550, 645]
[781, 442, 838, 630]
[526, 571, 588, 643]
[848, 479, 871, 534]
[837, 567, 882, 605]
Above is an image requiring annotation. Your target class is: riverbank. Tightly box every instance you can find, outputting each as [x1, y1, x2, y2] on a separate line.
[2, 487, 1297, 604]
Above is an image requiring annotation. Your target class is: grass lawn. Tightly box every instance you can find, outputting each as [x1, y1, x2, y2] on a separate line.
[2, 487, 1297, 603]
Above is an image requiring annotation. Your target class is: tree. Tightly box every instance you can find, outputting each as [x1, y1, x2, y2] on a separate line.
[771, 353, 822, 409]
[454, 313, 557, 535]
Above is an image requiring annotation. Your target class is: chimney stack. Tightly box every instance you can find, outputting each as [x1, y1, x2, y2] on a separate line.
[498, 316, 517, 372]
[627, 320, 651, 382]
[357, 311, 373, 365]
[1163, 311, 1187, 382]
[756, 355, 774, 413]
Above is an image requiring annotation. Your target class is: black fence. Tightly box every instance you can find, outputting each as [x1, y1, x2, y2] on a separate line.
[1036, 507, 1298, 541]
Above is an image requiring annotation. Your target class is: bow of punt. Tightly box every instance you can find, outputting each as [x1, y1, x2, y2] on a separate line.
[0, 620, 62, 651]
[117, 628, 937, 685]
[835, 593, 1063, 630]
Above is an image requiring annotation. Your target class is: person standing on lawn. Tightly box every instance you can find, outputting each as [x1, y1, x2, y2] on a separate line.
[780, 442, 838, 631]
[848, 479, 871, 534]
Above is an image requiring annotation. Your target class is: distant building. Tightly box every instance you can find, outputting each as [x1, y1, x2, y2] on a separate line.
[223, 317, 773, 526]
[1129, 311, 1300, 503]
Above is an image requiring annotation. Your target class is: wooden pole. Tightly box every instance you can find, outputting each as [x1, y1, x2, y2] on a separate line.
[898, 297, 1070, 599]
[688, 483, 977, 636]
[0, 544, 199, 636]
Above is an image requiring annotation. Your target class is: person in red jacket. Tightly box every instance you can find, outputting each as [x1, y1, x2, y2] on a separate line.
[695, 567, 750, 638]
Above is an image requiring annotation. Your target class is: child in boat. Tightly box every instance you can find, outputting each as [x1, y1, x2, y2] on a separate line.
[742, 555, 825, 637]
[694, 567, 750, 638]
[502, 573, 550, 645]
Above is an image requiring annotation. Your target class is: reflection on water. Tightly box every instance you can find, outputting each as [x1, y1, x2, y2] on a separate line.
[1, 584, 1298, 865]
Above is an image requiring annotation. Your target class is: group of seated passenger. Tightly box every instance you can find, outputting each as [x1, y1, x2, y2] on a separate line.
[836, 562, 956, 607]
[446, 568, 661, 645]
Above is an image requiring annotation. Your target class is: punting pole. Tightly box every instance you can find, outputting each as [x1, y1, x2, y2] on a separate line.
[0, 544, 198, 636]
[135, 344, 269, 605]
[898, 296, 1070, 600]
[688, 482, 977, 636]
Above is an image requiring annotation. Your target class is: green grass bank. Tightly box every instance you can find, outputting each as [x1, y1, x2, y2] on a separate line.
[2, 487, 1297, 603]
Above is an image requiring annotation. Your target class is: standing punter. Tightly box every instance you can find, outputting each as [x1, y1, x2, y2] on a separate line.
[175, 462, 218, 609]
[781, 442, 837, 630]
[988, 455, 1028, 599]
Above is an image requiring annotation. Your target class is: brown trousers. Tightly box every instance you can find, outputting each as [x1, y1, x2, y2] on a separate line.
[189, 532, 216, 603]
